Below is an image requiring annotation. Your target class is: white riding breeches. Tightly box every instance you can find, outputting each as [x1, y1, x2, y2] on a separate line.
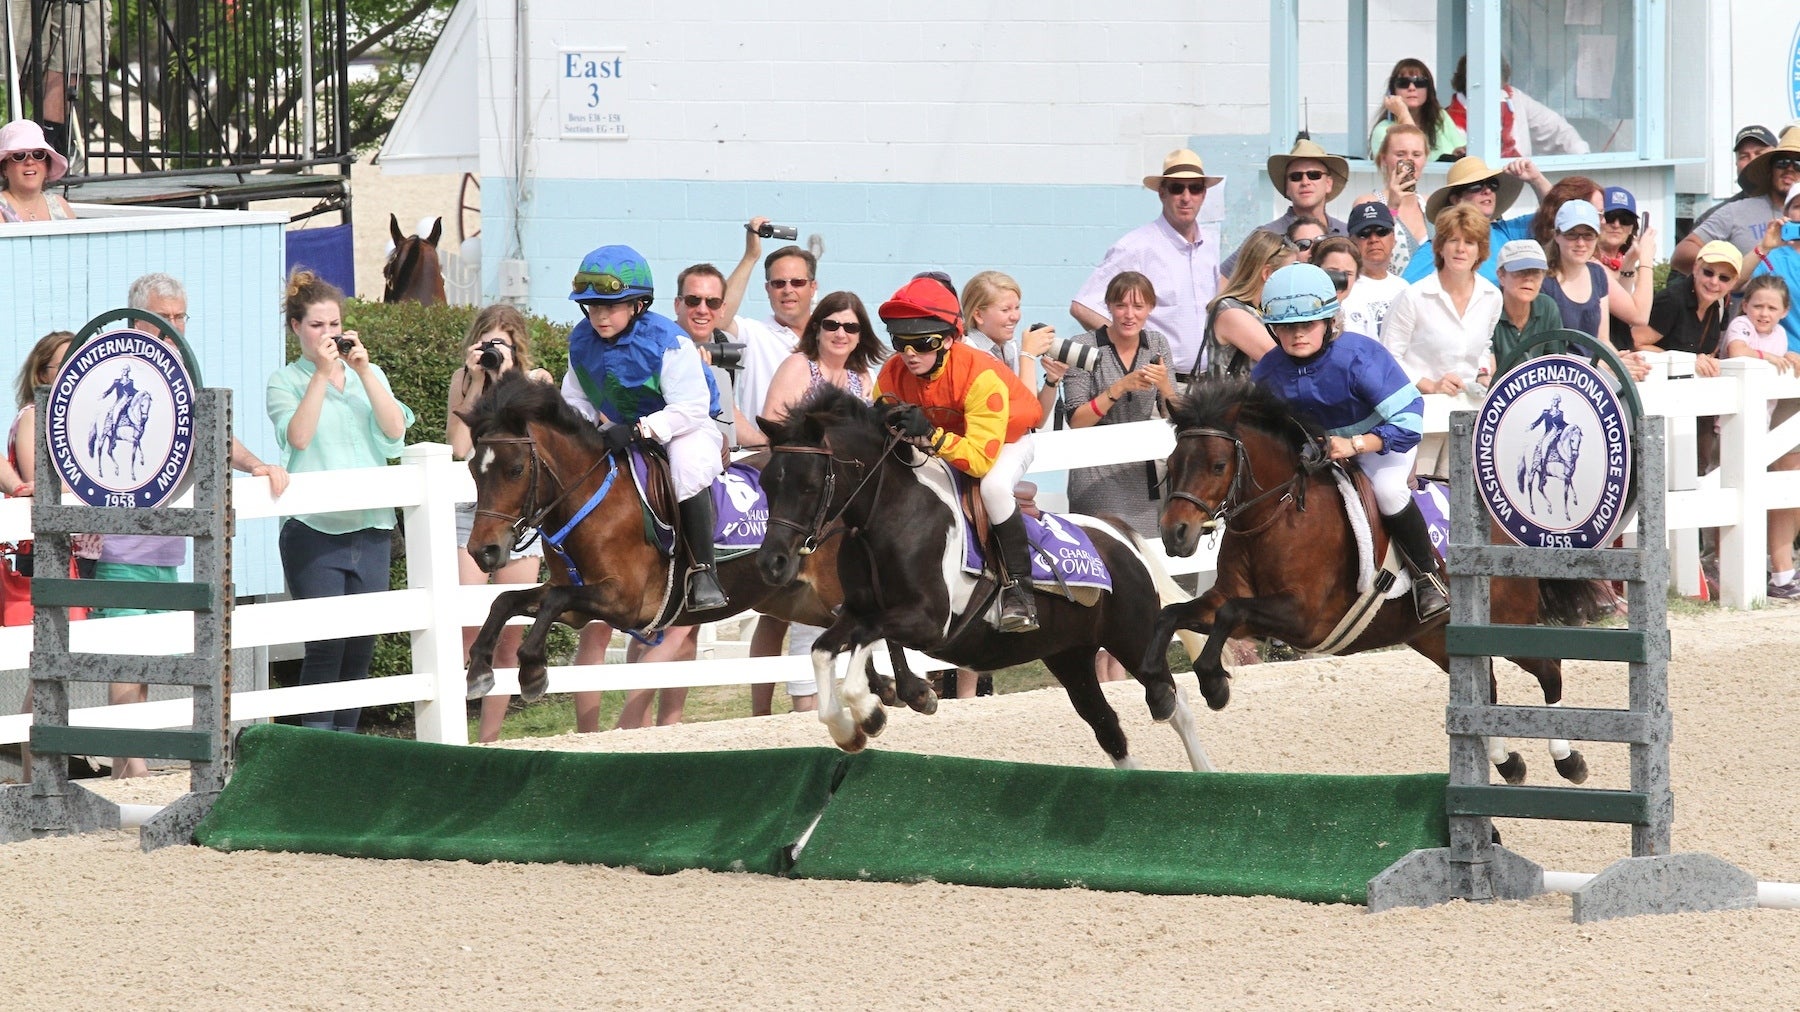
[981, 435, 1035, 524]
[665, 425, 726, 501]
[1357, 444, 1417, 516]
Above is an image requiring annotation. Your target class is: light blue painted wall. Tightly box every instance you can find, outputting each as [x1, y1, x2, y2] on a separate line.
[0, 216, 288, 596]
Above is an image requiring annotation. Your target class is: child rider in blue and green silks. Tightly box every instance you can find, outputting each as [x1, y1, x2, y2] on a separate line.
[563, 244, 730, 611]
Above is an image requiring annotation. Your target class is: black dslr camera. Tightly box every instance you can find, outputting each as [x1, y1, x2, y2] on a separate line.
[708, 329, 746, 371]
[476, 339, 508, 371]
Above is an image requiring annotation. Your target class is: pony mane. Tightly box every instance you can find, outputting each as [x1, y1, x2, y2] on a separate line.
[764, 383, 887, 445]
[1167, 377, 1325, 447]
[463, 371, 601, 447]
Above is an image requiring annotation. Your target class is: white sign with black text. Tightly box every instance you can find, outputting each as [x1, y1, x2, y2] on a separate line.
[558, 48, 627, 139]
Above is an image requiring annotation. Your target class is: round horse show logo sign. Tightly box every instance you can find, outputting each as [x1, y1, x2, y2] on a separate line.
[1472, 354, 1631, 550]
[46, 327, 198, 508]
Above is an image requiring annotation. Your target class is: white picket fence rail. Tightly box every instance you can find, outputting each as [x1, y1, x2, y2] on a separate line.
[0, 352, 1791, 748]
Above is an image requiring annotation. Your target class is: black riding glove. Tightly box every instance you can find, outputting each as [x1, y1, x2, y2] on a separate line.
[885, 404, 934, 439]
[1299, 437, 1330, 474]
[602, 422, 636, 453]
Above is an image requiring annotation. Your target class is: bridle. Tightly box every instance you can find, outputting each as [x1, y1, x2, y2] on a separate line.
[766, 432, 900, 554]
[473, 433, 616, 561]
[1168, 425, 1311, 535]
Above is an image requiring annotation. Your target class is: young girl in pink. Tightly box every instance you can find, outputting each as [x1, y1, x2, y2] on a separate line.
[1723, 275, 1800, 598]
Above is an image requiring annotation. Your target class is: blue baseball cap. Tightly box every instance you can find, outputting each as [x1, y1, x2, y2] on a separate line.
[1347, 200, 1396, 235]
[1602, 186, 1637, 219]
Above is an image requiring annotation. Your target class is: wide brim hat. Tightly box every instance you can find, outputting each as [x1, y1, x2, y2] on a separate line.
[1265, 138, 1349, 202]
[1142, 148, 1224, 191]
[0, 119, 68, 185]
[1424, 156, 1523, 222]
[1740, 126, 1800, 196]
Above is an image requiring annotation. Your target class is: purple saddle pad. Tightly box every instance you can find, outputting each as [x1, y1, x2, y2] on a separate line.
[1413, 479, 1449, 560]
[627, 448, 766, 557]
[961, 511, 1113, 593]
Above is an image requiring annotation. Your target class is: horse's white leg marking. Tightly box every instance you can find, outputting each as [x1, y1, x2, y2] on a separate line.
[1112, 755, 1142, 770]
[841, 640, 880, 724]
[1487, 735, 1510, 766]
[475, 446, 494, 475]
[812, 647, 856, 746]
[1546, 701, 1572, 761]
[1167, 684, 1217, 772]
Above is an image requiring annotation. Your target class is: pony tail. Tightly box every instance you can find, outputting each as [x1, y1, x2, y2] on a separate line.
[1535, 579, 1613, 627]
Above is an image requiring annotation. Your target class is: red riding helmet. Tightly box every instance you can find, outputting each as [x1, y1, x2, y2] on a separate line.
[879, 276, 963, 338]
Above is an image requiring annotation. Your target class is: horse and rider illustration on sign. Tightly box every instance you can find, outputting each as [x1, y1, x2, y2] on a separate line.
[45, 314, 200, 509]
[1473, 334, 1639, 550]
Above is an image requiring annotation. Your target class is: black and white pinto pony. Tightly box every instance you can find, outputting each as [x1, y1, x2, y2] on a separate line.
[756, 385, 1214, 771]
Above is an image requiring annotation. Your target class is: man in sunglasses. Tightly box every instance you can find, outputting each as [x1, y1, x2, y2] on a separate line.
[719, 216, 816, 448]
[875, 277, 1045, 631]
[1673, 127, 1800, 277]
[1340, 201, 1407, 341]
[1070, 149, 1222, 380]
[564, 244, 730, 613]
[1220, 138, 1350, 276]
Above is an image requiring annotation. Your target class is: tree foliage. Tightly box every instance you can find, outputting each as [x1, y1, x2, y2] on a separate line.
[343, 0, 458, 154]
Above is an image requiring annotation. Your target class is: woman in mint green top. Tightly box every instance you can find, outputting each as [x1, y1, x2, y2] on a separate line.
[266, 269, 414, 732]
[1368, 58, 1466, 162]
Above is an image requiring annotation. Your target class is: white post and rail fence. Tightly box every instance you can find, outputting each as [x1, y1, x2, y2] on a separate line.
[0, 356, 1790, 751]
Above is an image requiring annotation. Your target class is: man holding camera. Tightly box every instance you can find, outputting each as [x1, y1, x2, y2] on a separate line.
[1071, 149, 1221, 379]
[1219, 138, 1351, 275]
[721, 216, 812, 448]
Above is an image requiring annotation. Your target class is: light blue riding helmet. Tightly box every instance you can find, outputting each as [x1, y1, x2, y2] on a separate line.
[1259, 262, 1339, 324]
[570, 244, 655, 303]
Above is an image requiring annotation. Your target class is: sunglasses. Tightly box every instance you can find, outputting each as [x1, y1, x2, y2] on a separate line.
[1392, 75, 1431, 89]
[891, 333, 947, 354]
[1286, 237, 1319, 252]
[1287, 170, 1327, 183]
[1603, 212, 1638, 227]
[1162, 181, 1207, 196]
[819, 319, 862, 335]
[1323, 269, 1351, 292]
[680, 294, 725, 309]
[768, 277, 813, 289]
[5, 149, 48, 164]
[1354, 226, 1393, 238]
[1775, 157, 1800, 172]
[1698, 265, 1738, 282]
[1453, 179, 1501, 197]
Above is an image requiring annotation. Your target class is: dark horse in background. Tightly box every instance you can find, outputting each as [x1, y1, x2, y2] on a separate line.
[457, 373, 939, 715]
[384, 214, 447, 305]
[756, 385, 1215, 771]
[1148, 378, 1611, 784]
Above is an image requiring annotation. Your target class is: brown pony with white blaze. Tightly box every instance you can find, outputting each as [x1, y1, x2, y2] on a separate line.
[384, 214, 447, 305]
[456, 372, 939, 713]
[1145, 378, 1612, 784]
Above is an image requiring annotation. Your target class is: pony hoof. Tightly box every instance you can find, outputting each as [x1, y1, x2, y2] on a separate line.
[870, 674, 898, 707]
[1496, 752, 1527, 785]
[1144, 682, 1176, 722]
[465, 668, 495, 702]
[518, 670, 549, 704]
[1199, 674, 1231, 711]
[859, 706, 887, 739]
[1554, 751, 1589, 785]
[835, 728, 869, 753]
[909, 690, 938, 716]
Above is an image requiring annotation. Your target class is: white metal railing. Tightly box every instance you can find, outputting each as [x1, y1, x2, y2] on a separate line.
[0, 354, 1788, 747]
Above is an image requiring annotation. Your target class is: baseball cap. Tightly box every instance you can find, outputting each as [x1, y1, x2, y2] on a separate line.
[1785, 180, 1800, 209]
[1695, 240, 1744, 274]
[1602, 186, 1637, 218]
[1735, 125, 1778, 152]
[1347, 201, 1395, 235]
[1496, 239, 1548, 273]
[1554, 200, 1601, 234]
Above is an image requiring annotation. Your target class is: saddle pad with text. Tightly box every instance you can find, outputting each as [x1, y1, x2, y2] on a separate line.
[960, 511, 1113, 594]
[627, 448, 766, 560]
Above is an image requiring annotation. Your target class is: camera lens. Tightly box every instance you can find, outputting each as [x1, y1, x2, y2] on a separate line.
[334, 337, 355, 356]
[1047, 337, 1098, 372]
[477, 342, 505, 370]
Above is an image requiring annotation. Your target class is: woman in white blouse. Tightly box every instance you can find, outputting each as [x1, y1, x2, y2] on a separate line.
[1381, 203, 1503, 396]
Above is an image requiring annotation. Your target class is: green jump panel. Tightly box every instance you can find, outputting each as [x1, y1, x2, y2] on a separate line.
[792, 752, 1450, 905]
[193, 724, 844, 875]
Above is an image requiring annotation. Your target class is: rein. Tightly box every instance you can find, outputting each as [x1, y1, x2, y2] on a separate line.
[1169, 425, 1311, 536]
[766, 432, 900, 554]
[474, 434, 618, 584]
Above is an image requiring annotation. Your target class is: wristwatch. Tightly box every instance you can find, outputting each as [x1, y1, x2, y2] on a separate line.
[1351, 434, 1366, 454]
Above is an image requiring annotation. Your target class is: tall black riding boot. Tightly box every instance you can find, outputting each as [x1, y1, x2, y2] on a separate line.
[993, 512, 1039, 633]
[1385, 501, 1448, 621]
[677, 493, 729, 612]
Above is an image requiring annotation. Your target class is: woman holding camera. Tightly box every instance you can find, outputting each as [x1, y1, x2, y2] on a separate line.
[267, 270, 415, 733]
[446, 305, 555, 742]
